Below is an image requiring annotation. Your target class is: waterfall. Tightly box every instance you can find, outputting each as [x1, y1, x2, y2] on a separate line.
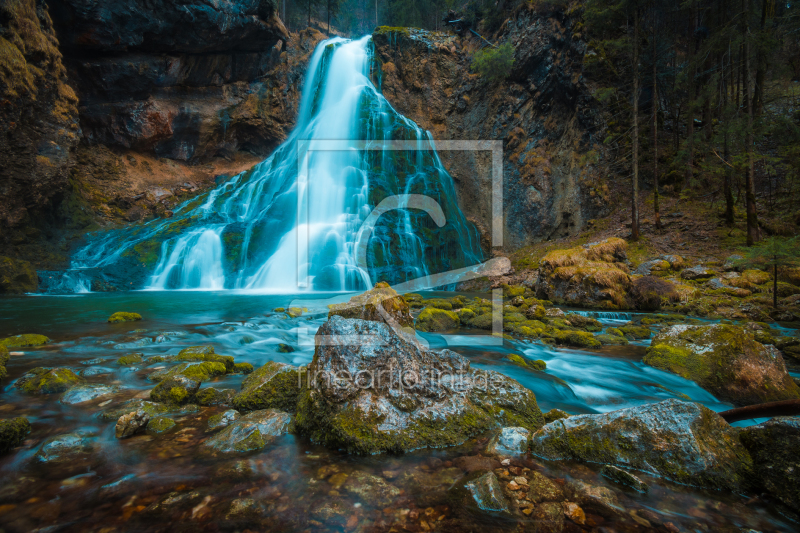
[71, 36, 483, 291]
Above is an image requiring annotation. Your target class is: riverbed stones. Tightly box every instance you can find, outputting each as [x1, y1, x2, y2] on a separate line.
[466, 472, 509, 513]
[341, 470, 400, 507]
[16, 367, 84, 394]
[61, 384, 118, 404]
[231, 361, 300, 412]
[529, 399, 753, 492]
[295, 315, 544, 454]
[196, 386, 236, 406]
[739, 416, 800, 513]
[108, 312, 142, 323]
[149, 362, 225, 404]
[600, 465, 649, 493]
[115, 409, 150, 438]
[203, 409, 291, 453]
[0, 333, 50, 348]
[327, 281, 415, 330]
[117, 353, 144, 365]
[34, 431, 94, 463]
[173, 345, 234, 371]
[148, 416, 176, 434]
[0, 417, 31, 454]
[644, 324, 800, 406]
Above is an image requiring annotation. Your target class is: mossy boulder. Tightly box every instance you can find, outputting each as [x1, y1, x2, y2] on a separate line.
[174, 345, 234, 371]
[0, 345, 8, 381]
[16, 367, 84, 394]
[0, 334, 50, 348]
[34, 431, 95, 463]
[507, 354, 545, 370]
[525, 302, 546, 320]
[196, 387, 236, 406]
[203, 409, 291, 453]
[294, 316, 544, 455]
[543, 409, 571, 424]
[108, 312, 142, 323]
[0, 417, 31, 454]
[618, 325, 650, 339]
[742, 269, 770, 285]
[530, 399, 753, 492]
[117, 353, 144, 366]
[231, 361, 300, 413]
[149, 362, 223, 405]
[502, 284, 526, 298]
[327, 281, 414, 331]
[99, 400, 198, 421]
[416, 307, 460, 332]
[739, 417, 800, 513]
[0, 256, 38, 294]
[424, 298, 453, 310]
[467, 312, 496, 330]
[233, 362, 254, 374]
[553, 330, 601, 349]
[455, 308, 476, 322]
[644, 324, 800, 406]
[594, 334, 629, 346]
[147, 417, 176, 434]
[207, 409, 240, 432]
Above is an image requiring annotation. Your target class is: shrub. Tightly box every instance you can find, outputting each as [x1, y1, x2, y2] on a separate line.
[631, 276, 677, 311]
[471, 42, 514, 84]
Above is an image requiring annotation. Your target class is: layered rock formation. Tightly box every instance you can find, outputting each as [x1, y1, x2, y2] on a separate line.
[372, 6, 608, 251]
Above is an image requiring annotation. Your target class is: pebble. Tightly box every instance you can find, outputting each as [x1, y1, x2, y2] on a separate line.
[507, 480, 520, 490]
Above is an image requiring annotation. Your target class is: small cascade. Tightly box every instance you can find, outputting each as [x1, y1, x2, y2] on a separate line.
[572, 310, 636, 322]
[70, 36, 482, 291]
[38, 270, 92, 294]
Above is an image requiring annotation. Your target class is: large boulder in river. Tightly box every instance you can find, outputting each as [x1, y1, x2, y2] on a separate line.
[295, 315, 544, 454]
[534, 238, 631, 309]
[644, 324, 800, 406]
[16, 367, 84, 394]
[739, 417, 800, 513]
[327, 282, 415, 331]
[231, 361, 300, 412]
[529, 399, 753, 492]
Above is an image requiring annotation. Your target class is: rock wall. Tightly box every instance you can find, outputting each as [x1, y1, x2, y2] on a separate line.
[372, 6, 610, 252]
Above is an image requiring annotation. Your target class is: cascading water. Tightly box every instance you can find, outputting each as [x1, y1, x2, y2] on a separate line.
[71, 36, 482, 291]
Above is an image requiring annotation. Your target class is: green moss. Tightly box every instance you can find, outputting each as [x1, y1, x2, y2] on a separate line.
[619, 325, 651, 339]
[456, 308, 476, 322]
[234, 362, 254, 374]
[0, 345, 8, 381]
[16, 367, 84, 394]
[286, 307, 304, 318]
[174, 345, 234, 371]
[0, 334, 50, 348]
[606, 327, 624, 337]
[179, 362, 227, 381]
[595, 334, 629, 346]
[468, 312, 495, 330]
[374, 26, 411, 37]
[0, 417, 31, 454]
[276, 343, 295, 353]
[273, 307, 285, 313]
[416, 307, 460, 332]
[502, 284, 526, 297]
[543, 409, 571, 424]
[147, 416, 176, 434]
[507, 353, 528, 368]
[117, 353, 144, 366]
[232, 361, 301, 413]
[553, 330, 602, 349]
[423, 298, 453, 310]
[108, 312, 142, 323]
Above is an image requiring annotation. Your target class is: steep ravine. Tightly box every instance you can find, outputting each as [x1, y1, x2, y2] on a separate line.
[372, 7, 610, 252]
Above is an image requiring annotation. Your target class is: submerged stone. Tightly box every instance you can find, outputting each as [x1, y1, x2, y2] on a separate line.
[231, 361, 300, 412]
[147, 416, 176, 434]
[149, 362, 225, 404]
[196, 387, 236, 406]
[294, 315, 544, 455]
[116, 353, 144, 365]
[16, 367, 84, 394]
[0, 417, 31, 454]
[100, 399, 198, 421]
[530, 399, 753, 492]
[115, 409, 150, 438]
[207, 409, 240, 432]
[203, 409, 291, 452]
[341, 470, 401, 507]
[0, 334, 50, 348]
[488, 427, 530, 455]
[645, 324, 800, 406]
[61, 384, 118, 405]
[466, 472, 509, 513]
[740, 416, 800, 513]
[595, 333, 629, 346]
[34, 431, 94, 463]
[108, 312, 142, 323]
[173, 345, 234, 371]
[600, 464, 649, 493]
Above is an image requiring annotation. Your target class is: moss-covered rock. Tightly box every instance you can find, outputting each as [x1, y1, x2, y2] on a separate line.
[108, 312, 142, 323]
[327, 281, 415, 330]
[0, 256, 38, 294]
[148, 362, 222, 405]
[739, 416, 800, 513]
[468, 312, 496, 330]
[553, 330, 602, 349]
[416, 307, 460, 332]
[0, 417, 31, 454]
[294, 315, 544, 455]
[594, 333, 629, 346]
[507, 354, 546, 371]
[116, 353, 144, 366]
[644, 324, 800, 406]
[530, 399, 753, 492]
[16, 367, 84, 394]
[619, 325, 651, 339]
[147, 416, 176, 434]
[455, 308, 476, 322]
[196, 387, 236, 406]
[203, 409, 291, 453]
[543, 409, 571, 424]
[233, 362, 254, 374]
[173, 345, 234, 371]
[207, 409, 240, 432]
[99, 399, 198, 421]
[0, 345, 8, 381]
[232, 361, 300, 413]
[0, 334, 50, 348]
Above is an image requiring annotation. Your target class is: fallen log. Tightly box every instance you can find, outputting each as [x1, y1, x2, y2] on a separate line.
[719, 399, 800, 423]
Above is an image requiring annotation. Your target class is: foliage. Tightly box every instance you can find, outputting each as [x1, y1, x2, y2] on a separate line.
[471, 42, 515, 84]
[737, 236, 800, 308]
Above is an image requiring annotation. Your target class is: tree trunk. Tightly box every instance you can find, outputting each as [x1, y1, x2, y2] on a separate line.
[652, 17, 660, 230]
[773, 263, 778, 309]
[723, 43, 735, 227]
[308, 0, 312, 27]
[754, 0, 769, 114]
[685, 4, 696, 191]
[743, 0, 759, 245]
[327, 0, 331, 35]
[631, 9, 640, 241]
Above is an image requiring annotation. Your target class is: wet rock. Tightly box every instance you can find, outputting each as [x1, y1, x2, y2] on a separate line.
[398, 467, 462, 507]
[203, 409, 290, 453]
[645, 324, 800, 405]
[34, 431, 94, 463]
[553, 330, 602, 348]
[453, 455, 502, 473]
[526, 471, 564, 504]
[226, 497, 263, 520]
[740, 416, 800, 513]
[328, 282, 415, 333]
[600, 464, 649, 493]
[416, 307, 460, 332]
[0, 334, 50, 348]
[233, 362, 254, 374]
[531, 501, 565, 531]
[466, 472, 509, 513]
[295, 315, 544, 454]
[61, 384, 118, 405]
[115, 409, 150, 438]
[562, 502, 586, 525]
[310, 500, 350, 527]
[618, 325, 650, 339]
[173, 345, 235, 371]
[508, 354, 546, 370]
[16, 367, 84, 394]
[0, 417, 31, 454]
[543, 409, 571, 424]
[81, 366, 111, 377]
[231, 361, 300, 412]
[276, 343, 294, 353]
[0, 257, 39, 294]
[342, 470, 401, 507]
[681, 266, 715, 280]
[149, 362, 225, 404]
[116, 353, 143, 365]
[207, 409, 240, 432]
[108, 312, 142, 323]
[564, 479, 624, 519]
[530, 399, 753, 492]
[147, 416, 176, 434]
[196, 387, 236, 406]
[100, 399, 198, 421]
[595, 333, 628, 345]
[488, 427, 530, 455]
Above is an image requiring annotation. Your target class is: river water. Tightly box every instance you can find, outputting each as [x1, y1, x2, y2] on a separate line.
[0, 291, 795, 532]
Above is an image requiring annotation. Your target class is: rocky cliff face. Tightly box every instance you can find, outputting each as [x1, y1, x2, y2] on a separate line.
[0, 0, 79, 233]
[372, 6, 609, 251]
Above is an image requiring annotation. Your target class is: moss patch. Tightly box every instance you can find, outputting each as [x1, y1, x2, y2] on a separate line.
[0, 334, 50, 348]
[232, 361, 301, 413]
[108, 312, 142, 323]
[0, 417, 31, 454]
[416, 307, 460, 332]
[16, 367, 84, 394]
